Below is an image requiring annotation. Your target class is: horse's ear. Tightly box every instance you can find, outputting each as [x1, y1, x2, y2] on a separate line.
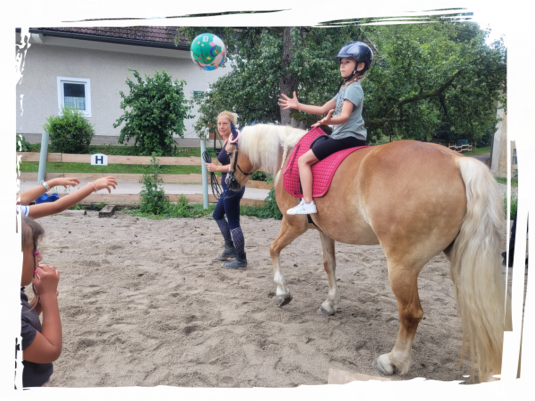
[230, 122, 239, 142]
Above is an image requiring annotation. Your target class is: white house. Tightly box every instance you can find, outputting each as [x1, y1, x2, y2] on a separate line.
[15, 27, 230, 146]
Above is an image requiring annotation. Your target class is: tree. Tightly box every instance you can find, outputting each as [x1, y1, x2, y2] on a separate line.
[114, 68, 194, 156]
[178, 20, 506, 144]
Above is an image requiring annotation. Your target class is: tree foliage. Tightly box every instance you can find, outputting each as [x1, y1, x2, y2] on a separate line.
[114, 68, 194, 156]
[178, 21, 506, 143]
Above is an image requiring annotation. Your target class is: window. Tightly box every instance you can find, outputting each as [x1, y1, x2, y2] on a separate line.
[518, 105, 533, 131]
[513, 148, 517, 165]
[57, 77, 91, 117]
[145, 8, 167, 24]
[193, 91, 205, 100]
[76, 0, 98, 14]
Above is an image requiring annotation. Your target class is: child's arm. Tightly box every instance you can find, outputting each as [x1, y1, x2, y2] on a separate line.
[27, 176, 118, 219]
[17, 177, 81, 206]
[279, 91, 336, 115]
[23, 265, 62, 364]
[311, 100, 354, 128]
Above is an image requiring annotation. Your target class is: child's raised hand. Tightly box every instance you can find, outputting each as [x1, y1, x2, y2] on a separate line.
[92, 177, 118, 193]
[51, 177, 81, 188]
[312, 109, 335, 128]
[278, 91, 299, 110]
[33, 264, 60, 297]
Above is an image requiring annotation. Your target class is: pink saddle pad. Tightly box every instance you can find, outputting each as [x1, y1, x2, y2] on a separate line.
[283, 127, 369, 198]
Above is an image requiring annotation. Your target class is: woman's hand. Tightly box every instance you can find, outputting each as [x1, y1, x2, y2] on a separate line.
[205, 163, 218, 173]
[311, 109, 335, 128]
[92, 177, 118, 193]
[278, 91, 300, 110]
[49, 177, 80, 188]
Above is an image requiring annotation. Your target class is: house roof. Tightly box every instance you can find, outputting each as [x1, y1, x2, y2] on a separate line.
[0, 0, 188, 47]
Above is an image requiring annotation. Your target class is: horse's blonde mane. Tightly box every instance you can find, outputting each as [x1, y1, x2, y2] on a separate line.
[239, 124, 308, 177]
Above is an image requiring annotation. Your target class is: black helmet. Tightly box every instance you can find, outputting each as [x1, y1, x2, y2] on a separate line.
[334, 41, 373, 72]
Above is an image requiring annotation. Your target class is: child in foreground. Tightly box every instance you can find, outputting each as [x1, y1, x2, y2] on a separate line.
[18, 216, 62, 387]
[0, 172, 117, 219]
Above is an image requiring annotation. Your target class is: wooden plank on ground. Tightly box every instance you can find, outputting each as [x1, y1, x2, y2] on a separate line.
[60, 193, 265, 206]
[327, 369, 394, 401]
[17, 152, 62, 162]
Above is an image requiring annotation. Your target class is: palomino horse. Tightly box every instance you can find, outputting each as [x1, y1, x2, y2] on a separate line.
[225, 124, 510, 382]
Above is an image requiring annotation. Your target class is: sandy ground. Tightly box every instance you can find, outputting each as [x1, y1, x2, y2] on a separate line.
[26, 208, 506, 389]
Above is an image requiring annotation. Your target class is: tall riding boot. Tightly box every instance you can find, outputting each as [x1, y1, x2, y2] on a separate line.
[217, 240, 237, 261]
[222, 227, 247, 269]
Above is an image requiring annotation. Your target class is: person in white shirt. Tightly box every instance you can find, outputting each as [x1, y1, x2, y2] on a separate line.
[502, 139, 535, 273]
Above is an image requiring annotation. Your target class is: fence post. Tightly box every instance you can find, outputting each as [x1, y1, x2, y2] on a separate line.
[37, 130, 49, 184]
[200, 138, 209, 210]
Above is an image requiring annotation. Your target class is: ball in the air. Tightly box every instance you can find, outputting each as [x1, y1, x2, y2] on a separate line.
[190, 33, 226, 71]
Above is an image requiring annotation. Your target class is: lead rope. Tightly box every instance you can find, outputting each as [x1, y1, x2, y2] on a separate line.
[202, 151, 224, 200]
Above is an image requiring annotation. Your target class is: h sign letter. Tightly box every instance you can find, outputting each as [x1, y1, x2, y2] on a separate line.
[91, 153, 108, 166]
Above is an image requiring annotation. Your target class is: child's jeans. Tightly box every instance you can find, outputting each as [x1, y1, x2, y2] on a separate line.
[0, 380, 50, 401]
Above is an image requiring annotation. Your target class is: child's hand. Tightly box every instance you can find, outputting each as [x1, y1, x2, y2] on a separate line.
[92, 177, 118, 193]
[33, 264, 60, 297]
[50, 177, 80, 188]
[312, 109, 335, 128]
[278, 91, 300, 110]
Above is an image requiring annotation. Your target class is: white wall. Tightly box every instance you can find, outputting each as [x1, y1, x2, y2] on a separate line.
[16, 37, 230, 139]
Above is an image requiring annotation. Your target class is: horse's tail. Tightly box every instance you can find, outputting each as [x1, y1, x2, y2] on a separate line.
[450, 156, 511, 382]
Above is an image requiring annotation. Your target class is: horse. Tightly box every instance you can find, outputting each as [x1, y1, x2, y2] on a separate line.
[224, 123, 511, 382]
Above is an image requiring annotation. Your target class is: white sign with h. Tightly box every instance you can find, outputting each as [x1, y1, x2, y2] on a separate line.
[91, 153, 108, 166]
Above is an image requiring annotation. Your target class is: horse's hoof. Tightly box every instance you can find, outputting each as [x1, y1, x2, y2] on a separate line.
[373, 355, 395, 375]
[275, 295, 292, 307]
[318, 305, 335, 316]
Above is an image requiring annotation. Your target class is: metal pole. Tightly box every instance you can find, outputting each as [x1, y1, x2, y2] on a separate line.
[37, 130, 49, 184]
[200, 138, 209, 210]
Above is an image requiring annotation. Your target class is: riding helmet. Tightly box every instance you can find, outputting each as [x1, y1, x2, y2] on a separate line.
[334, 41, 373, 72]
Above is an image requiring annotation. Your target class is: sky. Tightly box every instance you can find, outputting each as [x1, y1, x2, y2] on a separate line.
[401, 0, 535, 48]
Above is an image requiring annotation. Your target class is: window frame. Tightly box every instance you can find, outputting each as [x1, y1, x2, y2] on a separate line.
[516, 104, 535, 131]
[57, 77, 92, 117]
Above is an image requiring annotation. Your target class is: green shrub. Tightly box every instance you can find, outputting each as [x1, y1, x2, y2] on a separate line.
[504, 193, 518, 220]
[139, 154, 169, 215]
[166, 195, 213, 218]
[44, 106, 95, 153]
[241, 186, 283, 220]
[114, 68, 193, 156]
[251, 171, 271, 182]
[0, 124, 30, 152]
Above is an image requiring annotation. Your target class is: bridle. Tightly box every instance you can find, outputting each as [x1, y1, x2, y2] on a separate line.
[226, 139, 254, 191]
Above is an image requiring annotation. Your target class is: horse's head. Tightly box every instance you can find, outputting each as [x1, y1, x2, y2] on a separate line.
[225, 124, 256, 191]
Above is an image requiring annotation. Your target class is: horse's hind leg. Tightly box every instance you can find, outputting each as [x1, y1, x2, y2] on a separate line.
[269, 216, 308, 307]
[318, 231, 340, 315]
[373, 261, 424, 375]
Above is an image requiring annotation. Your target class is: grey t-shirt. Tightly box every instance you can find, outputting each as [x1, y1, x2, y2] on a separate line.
[330, 82, 367, 141]
[0, 287, 53, 398]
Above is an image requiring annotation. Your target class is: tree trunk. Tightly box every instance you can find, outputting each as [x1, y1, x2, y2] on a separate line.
[279, 27, 303, 128]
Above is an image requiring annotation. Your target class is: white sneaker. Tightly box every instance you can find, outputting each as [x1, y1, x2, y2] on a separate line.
[287, 199, 317, 215]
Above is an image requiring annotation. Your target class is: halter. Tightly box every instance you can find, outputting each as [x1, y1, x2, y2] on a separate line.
[226, 122, 254, 190]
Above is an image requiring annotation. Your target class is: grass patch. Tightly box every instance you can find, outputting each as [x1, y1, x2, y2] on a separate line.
[22, 143, 218, 158]
[504, 193, 518, 220]
[495, 176, 518, 188]
[19, 161, 202, 175]
[464, 146, 491, 155]
[123, 197, 215, 219]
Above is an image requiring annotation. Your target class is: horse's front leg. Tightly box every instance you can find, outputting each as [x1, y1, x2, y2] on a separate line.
[318, 231, 340, 315]
[269, 216, 308, 307]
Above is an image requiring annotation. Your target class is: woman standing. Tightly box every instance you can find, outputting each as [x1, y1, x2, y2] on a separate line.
[205, 111, 247, 269]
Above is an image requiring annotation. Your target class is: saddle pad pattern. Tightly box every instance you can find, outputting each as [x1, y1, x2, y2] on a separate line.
[283, 127, 369, 198]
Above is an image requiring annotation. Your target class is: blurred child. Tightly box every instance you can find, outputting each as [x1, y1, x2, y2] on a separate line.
[17, 176, 117, 218]
[18, 216, 61, 387]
